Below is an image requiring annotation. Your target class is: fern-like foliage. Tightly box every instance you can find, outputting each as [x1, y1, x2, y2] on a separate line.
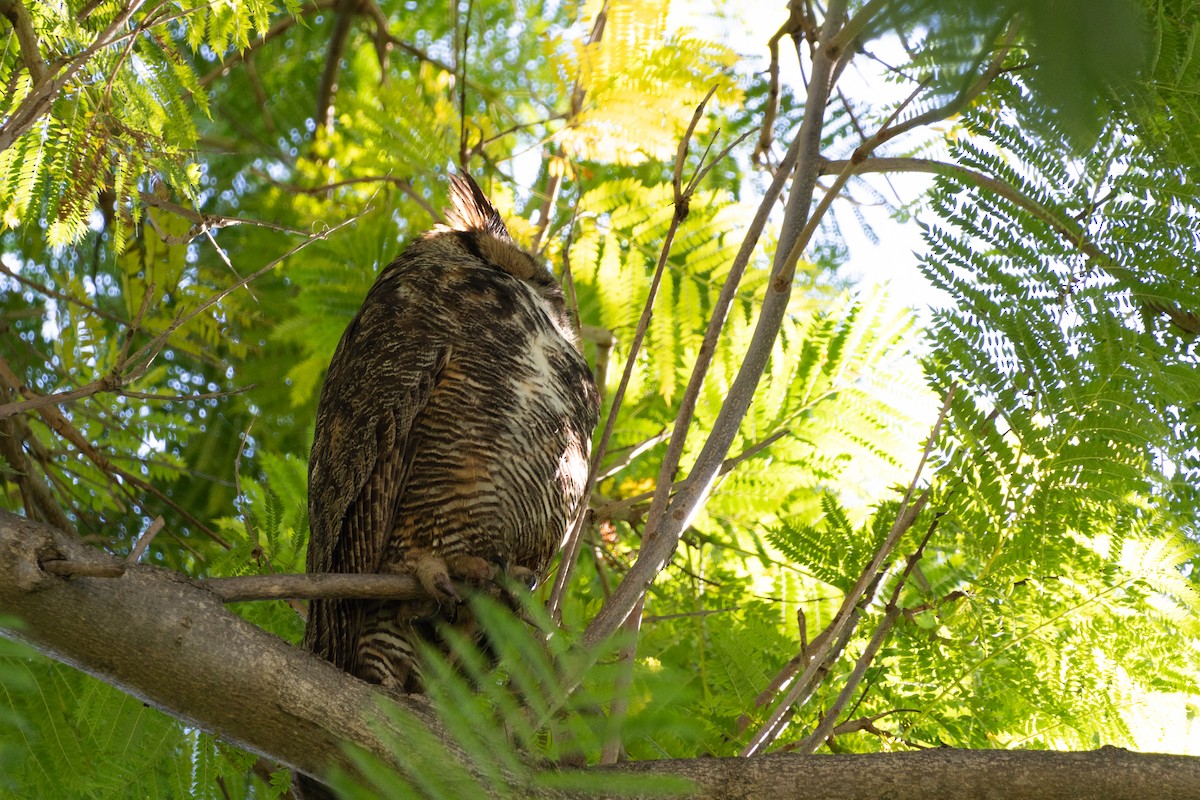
[0, 1, 282, 246]
[566, 0, 742, 165]
[328, 596, 692, 799]
[0, 650, 282, 799]
[899, 70, 1200, 750]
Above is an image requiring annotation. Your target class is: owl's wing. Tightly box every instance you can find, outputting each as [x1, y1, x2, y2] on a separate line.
[303, 268, 448, 669]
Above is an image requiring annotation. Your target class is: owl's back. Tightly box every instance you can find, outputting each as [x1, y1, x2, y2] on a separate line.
[304, 177, 599, 689]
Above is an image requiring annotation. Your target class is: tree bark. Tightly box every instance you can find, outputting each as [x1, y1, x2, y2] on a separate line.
[593, 747, 1200, 800]
[0, 509, 427, 784]
[1, 510, 1197, 799]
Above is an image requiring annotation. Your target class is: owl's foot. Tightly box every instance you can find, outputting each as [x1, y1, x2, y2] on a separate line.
[413, 554, 458, 602]
[446, 553, 496, 583]
[412, 552, 495, 603]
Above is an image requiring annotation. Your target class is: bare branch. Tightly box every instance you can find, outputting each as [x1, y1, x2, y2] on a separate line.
[583, 0, 851, 650]
[5, 513, 1200, 799]
[0, 0, 48, 83]
[591, 429, 790, 524]
[127, 515, 165, 563]
[548, 86, 722, 620]
[754, 3, 813, 163]
[316, 0, 357, 134]
[742, 385, 956, 756]
[122, 205, 374, 380]
[530, 0, 608, 251]
[864, 16, 1022, 149]
[141, 191, 315, 241]
[35, 560, 509, 605]
[0, 404, 76, 533]
[0, 260, 125, 324]
[826, 155, 1199, 333]
[792, 513, 946, 755]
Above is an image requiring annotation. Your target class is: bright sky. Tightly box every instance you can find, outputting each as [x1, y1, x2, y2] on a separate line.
[671, 0, 938, 312]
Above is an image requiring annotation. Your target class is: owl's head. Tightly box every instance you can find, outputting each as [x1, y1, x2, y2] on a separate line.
[432, 174, 562, 296]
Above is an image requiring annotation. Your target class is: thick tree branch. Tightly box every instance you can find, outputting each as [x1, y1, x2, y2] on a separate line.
[0, 509, 427, 785]
[2, 511, 1199, 799]
[597, 748, 1200, 800]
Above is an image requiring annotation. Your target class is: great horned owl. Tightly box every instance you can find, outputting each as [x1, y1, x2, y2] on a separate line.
[304, 174, 599, 691]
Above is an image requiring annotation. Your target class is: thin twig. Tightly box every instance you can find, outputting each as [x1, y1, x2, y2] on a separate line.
[861, 16, 1022, 149]
[530, 0, 608, 251]
[456, 0, 475, 169]
[592, 429, 790, 524]
[208, 573, 461, 602]
[0, 261, 125, 324]
[33, 560, 476, 603]
[122, 205, 374, 379]
[315, 0, 357, 133]
[791, 513, 945, 755]
[548, 86, 723, 620]
[582, 1, 850, 650]
[599, 596, 643, 765]
[141, 191, 314, 241]
[754, 2, 812, 163]
[741, 385, 957, 756]
[119, 385, 256, 403]
[127, 516, 165, 563]
[592, 429, 670, 483]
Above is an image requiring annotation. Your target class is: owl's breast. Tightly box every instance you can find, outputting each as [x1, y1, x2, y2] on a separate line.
[384, 265, 598, 571]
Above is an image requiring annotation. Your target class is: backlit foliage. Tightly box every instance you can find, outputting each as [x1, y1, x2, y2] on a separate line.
[1, 0, 1199, 796]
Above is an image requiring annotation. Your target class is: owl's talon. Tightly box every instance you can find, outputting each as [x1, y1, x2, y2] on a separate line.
[489, 557, 537, 592]
[414, 555, 459, 603]
[445, 553, 494, 585]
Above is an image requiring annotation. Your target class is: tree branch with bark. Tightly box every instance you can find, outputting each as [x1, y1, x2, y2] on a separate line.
[2, 510, 1197, 799]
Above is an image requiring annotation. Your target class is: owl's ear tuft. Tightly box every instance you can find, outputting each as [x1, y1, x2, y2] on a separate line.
[445, 174, 512, 241]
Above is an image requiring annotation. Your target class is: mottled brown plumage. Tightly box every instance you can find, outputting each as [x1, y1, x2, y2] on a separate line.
[304, 174, 599, 691]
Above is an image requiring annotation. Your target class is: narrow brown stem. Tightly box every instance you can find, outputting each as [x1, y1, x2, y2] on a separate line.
[583, 0, 849, 651]
[530, 0, 608, 248]
[123, 206, 372, 378]
[0, 0, 48, 82]
[548, 87, 721, 621]
[0, 261, 124, 324]
[592, 429, 789, 524]
[867, 16, 1022, 149]
[600, 596, 643, 764]
[792, 514, 945, 755]
[315, 0, 356, 133]
[127, 516, 165, 563]
[741, 385, 956, 756]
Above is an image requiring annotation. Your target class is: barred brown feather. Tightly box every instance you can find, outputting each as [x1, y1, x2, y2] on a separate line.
[304, 175, 599, 690]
